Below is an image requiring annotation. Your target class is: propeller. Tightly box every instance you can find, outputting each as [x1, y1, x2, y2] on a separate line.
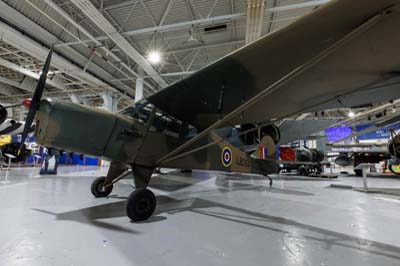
[0, 105, 8, 125]
[18, 44, 54, 154]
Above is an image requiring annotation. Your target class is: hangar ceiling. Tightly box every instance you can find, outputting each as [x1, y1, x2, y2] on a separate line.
[0, 0, 331, 117]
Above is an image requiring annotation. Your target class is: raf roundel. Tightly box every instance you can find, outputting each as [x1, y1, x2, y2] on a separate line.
[221, 147, 232, 167]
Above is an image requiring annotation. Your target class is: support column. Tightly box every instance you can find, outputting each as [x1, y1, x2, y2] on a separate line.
[69, 93, 80, 104]
[18, 108, 24, 121]
[101, 93, 117, 112]
[135, 67, 144, 103]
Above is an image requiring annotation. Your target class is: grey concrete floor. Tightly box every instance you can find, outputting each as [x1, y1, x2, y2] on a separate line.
[1, 166, 400, 266]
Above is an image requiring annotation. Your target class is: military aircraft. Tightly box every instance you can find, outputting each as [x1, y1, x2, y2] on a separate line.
[327, 111, 400, 175]
[12, 0, 400, 221]
[0, 119, 34, 135]
[0, 102, 34, 163]
[329, 129, 400, 176]
[0, 100, 33, 134]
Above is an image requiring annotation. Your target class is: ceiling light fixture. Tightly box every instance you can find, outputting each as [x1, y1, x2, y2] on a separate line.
[147, 51, 162, 64]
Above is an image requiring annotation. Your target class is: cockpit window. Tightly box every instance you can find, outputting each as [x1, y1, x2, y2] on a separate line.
[120, 100, 197, 138]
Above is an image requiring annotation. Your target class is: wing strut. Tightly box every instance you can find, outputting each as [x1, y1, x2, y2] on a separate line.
[160, 121, 271, 164]
[156, 8, 385, 164]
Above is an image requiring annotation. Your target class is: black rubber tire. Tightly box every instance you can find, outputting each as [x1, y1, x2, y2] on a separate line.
[91, 176, 113, 198]
[354, 169, 362, 177]
[126, 188, 156, 222]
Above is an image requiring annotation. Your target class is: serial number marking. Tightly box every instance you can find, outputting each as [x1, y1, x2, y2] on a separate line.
[236, 156, 250, 168]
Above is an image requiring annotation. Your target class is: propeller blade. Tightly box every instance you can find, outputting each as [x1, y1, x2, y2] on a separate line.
[0, 122, 22, 135]
[18, 44, 54, 153]
[0, 105, 8, 125]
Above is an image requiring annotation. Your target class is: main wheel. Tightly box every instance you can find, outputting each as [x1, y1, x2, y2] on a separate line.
[354, 169, 362, 177]
[91, 176, 113, 198]
[126, 188, 156, 222]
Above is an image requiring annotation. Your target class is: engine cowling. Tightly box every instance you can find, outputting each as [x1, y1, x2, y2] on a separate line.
[295, 148, 312, 162]
[335, 154, 353, 167]
[298, 148, 324, 162]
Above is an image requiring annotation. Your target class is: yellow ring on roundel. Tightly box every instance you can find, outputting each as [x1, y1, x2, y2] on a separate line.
[221, 147, 233, 167]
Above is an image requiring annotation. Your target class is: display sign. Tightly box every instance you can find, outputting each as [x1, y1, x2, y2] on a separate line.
[325, 126, 352, 143]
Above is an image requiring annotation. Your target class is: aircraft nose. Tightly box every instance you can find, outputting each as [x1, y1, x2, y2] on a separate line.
[35, 99, 139, 162]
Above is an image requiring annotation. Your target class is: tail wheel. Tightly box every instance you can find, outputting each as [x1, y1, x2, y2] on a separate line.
[91, 176, 113, 198]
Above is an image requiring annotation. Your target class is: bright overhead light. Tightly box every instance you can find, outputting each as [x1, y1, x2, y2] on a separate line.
[348, 111, 355, 118]
[147, 51, 162, 64]
[38, 71, 54, 76]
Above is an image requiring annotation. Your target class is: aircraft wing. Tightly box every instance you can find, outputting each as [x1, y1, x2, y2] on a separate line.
[332, 115, 400, 143]
[148, 0, 400, 130]
[327, 143, 388, 153]
[0, 119, 34, 136]
[278, 119, 336, 145]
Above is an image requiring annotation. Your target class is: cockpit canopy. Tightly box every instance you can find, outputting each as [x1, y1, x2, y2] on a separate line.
[120, 100, 196, 138]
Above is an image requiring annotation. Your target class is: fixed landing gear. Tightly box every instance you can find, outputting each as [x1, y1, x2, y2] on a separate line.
[91, 161, 128, 198]
[126, 188, 156, 221]
[91, 176, 113, 197]
[126, 165, 155, 221]
[91, 162, 157, 221]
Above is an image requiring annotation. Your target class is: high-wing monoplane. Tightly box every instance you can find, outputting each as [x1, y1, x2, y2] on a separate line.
[14, 0, 400, 221]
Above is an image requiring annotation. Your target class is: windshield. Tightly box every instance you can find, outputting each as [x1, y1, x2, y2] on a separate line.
[120, 101, 153, 124]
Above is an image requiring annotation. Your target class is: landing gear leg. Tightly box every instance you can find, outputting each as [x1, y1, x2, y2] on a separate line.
[91, 161, 129, 198]
[126, 165, 156, 222]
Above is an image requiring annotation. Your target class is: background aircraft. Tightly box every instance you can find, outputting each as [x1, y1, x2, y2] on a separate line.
[10, 0, 400, 222]
[0, 101, 34, 163]
[329, 129, 400, 176]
